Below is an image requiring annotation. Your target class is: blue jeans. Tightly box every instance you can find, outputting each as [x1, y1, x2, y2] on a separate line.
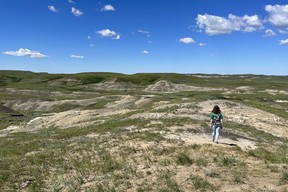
[212, 125, 221, 142]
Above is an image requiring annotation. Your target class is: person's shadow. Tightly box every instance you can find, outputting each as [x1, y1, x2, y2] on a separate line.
[219, 142, 238, 147]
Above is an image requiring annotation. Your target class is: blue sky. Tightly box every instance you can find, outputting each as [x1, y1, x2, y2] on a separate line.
[1, 0, 288, 75]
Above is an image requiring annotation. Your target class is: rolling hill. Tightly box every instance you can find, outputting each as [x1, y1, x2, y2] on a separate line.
[0, 70, 288, 191]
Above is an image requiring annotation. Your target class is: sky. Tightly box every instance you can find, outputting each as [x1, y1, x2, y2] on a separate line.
[1, 0, 288, 75]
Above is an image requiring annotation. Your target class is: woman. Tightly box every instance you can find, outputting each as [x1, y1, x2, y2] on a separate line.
[210, 105, 223, 144]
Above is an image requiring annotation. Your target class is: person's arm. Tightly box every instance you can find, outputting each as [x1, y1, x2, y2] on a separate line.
[220, 118, 223, 129]
[210, 113, 213, 128]
[210, 119, 213, 128]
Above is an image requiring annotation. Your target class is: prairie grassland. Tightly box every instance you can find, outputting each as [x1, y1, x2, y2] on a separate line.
[0, 71, 288, 191]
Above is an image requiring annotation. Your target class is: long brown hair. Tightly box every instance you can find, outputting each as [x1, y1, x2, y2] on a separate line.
[212, 105, 221, 114]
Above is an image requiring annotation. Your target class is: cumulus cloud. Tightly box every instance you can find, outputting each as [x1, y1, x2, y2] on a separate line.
[101, 4, 115, 11]
[48, 5, 58, 13]
[279, 39, 288, 45]
[179, 37, 195, 44]
[3, 48, 47, 58]
[199, 43, 206, 46]
[265, 4, 288, 31]
[141, 50, 149, 54]
[196, 14, 263, 35]
[71, 7, 83, 16]
[71, 55, 84, 59]
[96, 29, 120, 40]
[197, 14, 234, 35]
[264, 29, 277, 37]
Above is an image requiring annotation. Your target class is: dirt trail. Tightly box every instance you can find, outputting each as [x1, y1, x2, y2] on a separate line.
[165, 132, 256, 150]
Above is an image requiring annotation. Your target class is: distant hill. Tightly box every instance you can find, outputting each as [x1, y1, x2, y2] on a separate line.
[1, 70, 287, 91]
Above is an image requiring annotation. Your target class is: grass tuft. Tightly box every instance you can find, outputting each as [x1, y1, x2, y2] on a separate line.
[279, 172, 288, 185]
[188, 174, 217, 191]
[175, 152, 193, 166]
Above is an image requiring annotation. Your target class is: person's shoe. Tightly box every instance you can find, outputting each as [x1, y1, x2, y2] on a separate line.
[216, 141, 219, 144]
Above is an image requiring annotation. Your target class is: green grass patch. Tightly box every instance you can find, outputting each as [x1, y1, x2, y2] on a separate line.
[279, 172, 288, 185]
[175, 152, 193, 166]
[157, 170, 183, 192]
[231, 169, 246, 184]
[214, 154, 245, 168]
[248, 146, 288, 164]
[195, 157, 209, 167]
[129, 131, 165, 142]
[188, 174, 217, 191]
[51, 103, 82, 112]
[84, 98, 117, 109]
[98, 149, 124, 174]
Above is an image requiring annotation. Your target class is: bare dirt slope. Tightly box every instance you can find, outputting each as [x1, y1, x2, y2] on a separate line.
[2, 96, 287, 150]
[144, 80, 224, 93]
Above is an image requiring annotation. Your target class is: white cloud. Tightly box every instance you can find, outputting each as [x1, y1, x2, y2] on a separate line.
[138, 30, 150, 34]
[68, 0, 75, 4]
[138, 29, 151, 37]
[196, 14, 263, 35]
[199, 43, 206, 46]
[243, 15, 263, 28]
[71, 55, 84, 59]
[279, 39, 288, 45]
[101, 4, 115, 11]
[279, 29, 288, 34]
[197, 14, 234, 35]
[141, 50, 149, 54]
[71, 7, 83, 16]
[265, 4, 288, 30]
[264, 29, 277, 37]
[242, 15, 263, 32]
[96, 29, 120, 40]
[179, 37, 195, 44]
[3, 48, 47, 58]
[115, 35, 120, 40]
[48, 5, 58, 13]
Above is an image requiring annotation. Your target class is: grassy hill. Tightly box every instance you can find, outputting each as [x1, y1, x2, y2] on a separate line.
[0, 70, 288, 191]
